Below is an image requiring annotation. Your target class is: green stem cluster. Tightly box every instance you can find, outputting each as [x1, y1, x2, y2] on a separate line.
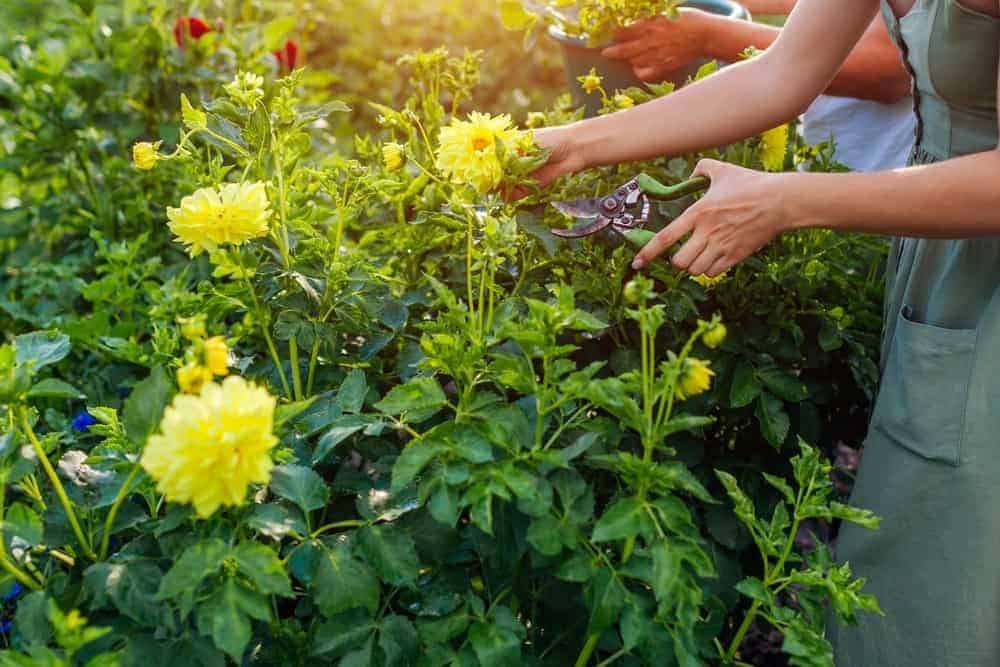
[18, 408, 96, 561]
[722, 463, 818, 662]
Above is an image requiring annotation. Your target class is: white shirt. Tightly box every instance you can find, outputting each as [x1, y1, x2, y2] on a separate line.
[801, 94, 916, 172]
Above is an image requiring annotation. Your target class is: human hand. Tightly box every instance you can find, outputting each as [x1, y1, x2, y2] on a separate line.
[510, 124, 588, 198]
[631, 159, 791, 275]
[602, 10, 713, 82]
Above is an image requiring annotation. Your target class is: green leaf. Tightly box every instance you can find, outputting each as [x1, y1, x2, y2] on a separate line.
[85, 561, 166, 627]
[313, 543, 380, 617]
[123, 366, 172, 447]
[584, 567, 627, 635]
[356, 525, 419, 587]
[262, 16, 298, 51]
[705, 503, 751, 550]
[13, 592, 52, 647]
[468, 619, 521, 667]
[233, 543, 292, 596]
[26, 379, 83, 400]
[157, 539, 228, 600]
[4, 502, 42, 547]
[734, 577, 772, 604]
[825, 502, 881, 530]
[247, 503, 307, 541]
[757, 367, 809, 402]
[374, 377, 447, 422]
[755, 392, 790, 448]
[270, 464, 330, 514]
[275, 397, 317, 427]
[379, 615, 419, 666]
[623, 228, 656, 249]
[311, 609, 376, 657]
[314, 415, 372, 463]
[527, 515, 565, 556]
[335, 370, 368, 414]
[659, 414, 715, 439]
[729, 363, 762, 408]
[391, 441, 444, 492]
[14, 331, 70, 369]
[180, 94, 207, 130]
[591, 496, 650, 543]
[762, 473, 796, 505]
[195, 579, 269, 662]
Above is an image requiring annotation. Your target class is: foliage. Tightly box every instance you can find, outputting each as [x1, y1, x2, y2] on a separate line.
[500, 0, 684, 44]
[0, 1, 886, 665]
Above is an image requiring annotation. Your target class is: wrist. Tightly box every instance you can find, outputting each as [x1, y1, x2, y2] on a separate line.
[771, 173, 820, 232]
[686, 10, 723, 61]
[568, 116, 615, 170]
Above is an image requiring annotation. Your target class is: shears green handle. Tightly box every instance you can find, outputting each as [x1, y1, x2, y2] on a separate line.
[636, 173, 711, 201]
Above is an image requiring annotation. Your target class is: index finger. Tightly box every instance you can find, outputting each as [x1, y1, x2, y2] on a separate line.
[631, 208, 697, 270]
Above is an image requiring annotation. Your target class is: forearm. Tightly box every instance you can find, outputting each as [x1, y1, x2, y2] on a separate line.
[782, 150, 1000, 237]
[740, 0, 797, 14]
[699, 15, 909, 103]
[572, 54, 813, 168]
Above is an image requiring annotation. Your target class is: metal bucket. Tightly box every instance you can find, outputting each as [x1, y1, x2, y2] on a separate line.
[550, 0, 751, 117]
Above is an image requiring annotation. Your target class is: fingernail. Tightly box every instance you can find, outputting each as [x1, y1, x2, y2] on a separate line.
[631, 258, 644, 270]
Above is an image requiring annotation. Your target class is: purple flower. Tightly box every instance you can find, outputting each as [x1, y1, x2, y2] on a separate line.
[71, 411, 97, 433]
[0, 620, 11, 634]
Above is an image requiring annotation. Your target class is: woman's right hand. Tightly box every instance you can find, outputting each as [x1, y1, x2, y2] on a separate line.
[526, 125, 589, 189]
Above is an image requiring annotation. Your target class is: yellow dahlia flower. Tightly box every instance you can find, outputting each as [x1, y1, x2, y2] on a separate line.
[760, 124, 789, 172]
[177, 363, 213, 395]
[133, 141, 162, 170]
[167, 182, 271, 256]
[676, 357, 714, 401]
[436, 112, 527, 193]
[578, 69, 603, 95]
[383, 142, 405, 172]
[141, 376, 278, 518]
[203, 336, 229, 376]
[701, 321, 727, 349]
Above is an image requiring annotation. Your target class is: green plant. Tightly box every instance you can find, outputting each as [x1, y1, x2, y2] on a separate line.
[499, 0, 683, 44]
[0, 3, 887, 665]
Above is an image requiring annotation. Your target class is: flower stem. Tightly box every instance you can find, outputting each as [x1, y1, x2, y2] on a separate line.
[235, 252, 292, 399]
[98, 464, 142, 560]
[310, 519, 366, 539]
[18, 408, 96, 561]
[289, 336, 303, 401]
[574, 633, 601, 667]
[0, 475, 42, 590]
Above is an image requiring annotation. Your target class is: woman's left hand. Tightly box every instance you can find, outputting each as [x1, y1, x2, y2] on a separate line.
[631, 159, 793, 275]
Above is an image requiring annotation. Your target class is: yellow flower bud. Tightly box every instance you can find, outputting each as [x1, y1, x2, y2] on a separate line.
[203, 336, 229, 377]
[382, 142, 405, 172]
[133, 141, 162, 170]
[676, 358, 714, 401]
[702, 321, 727, 349]
[177, 363, 213, 395]
[614, 93, 634, 109]
[578, 69, 603, 95]
[692, 272, 728, 289]
[178, 315, 207, 341]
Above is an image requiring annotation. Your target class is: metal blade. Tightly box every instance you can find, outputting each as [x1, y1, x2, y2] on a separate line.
[551, 198, 603, 220]
[551, 216, 612, 238]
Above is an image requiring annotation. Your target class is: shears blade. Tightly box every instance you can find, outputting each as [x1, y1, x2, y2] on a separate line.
[551, 198, 604, 220]
[550, 216, 613, 238]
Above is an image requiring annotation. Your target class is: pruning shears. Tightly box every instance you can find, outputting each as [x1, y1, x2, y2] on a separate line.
[549, 173, 710, 240]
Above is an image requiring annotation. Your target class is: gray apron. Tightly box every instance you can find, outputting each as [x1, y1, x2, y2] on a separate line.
[829, 1, 1000, 665]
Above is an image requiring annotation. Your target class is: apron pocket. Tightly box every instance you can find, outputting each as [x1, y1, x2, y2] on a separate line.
[870, 306, 978, 466]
